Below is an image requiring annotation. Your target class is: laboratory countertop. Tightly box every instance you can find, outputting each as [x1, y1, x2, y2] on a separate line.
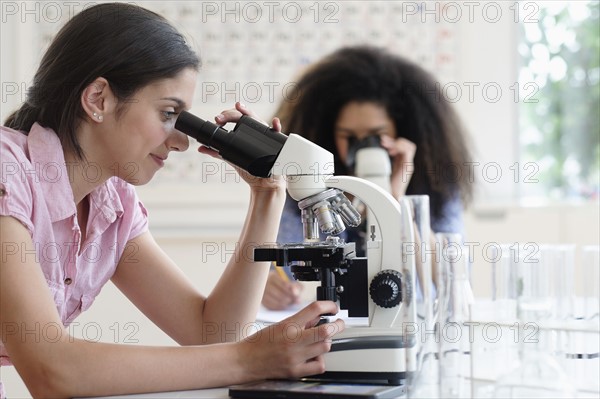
[86, 301, 599, 399]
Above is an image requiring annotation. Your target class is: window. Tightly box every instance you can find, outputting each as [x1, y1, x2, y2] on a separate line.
[518, 1, 599, 201]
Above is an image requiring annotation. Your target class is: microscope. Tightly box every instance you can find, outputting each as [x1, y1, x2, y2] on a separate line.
[175, 112, 419, 385]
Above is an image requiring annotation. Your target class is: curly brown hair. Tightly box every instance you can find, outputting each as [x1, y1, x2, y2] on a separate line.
[273, 45, 474, 220]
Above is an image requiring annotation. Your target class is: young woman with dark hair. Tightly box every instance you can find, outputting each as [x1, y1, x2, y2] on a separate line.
[0, 3, 344, 397]
[262, 46, 474, 310]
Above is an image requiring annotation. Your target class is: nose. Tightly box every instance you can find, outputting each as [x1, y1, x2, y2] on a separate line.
[166, 130, 190, 152]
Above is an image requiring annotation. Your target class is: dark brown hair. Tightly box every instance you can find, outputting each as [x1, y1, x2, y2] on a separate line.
[4, 3, 200, 159]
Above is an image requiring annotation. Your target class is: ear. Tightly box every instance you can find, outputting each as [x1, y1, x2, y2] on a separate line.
[81, 77, 115, 123]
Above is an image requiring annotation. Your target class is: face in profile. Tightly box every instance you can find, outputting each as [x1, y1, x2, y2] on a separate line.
[88, 68, 197, 185]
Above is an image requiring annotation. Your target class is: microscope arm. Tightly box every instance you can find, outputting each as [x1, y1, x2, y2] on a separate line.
[321, 176, 417, 330]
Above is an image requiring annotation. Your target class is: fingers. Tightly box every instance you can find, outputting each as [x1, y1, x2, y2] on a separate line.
[234, 101, 258, 118]
[283, 301, 341, 329]
[215, 102, 262, 125]
[214, 102, 249, 125]
[313, 318, 346, 343]
[197, 145, 221, 158]
[275, 314, 344, 355]
[245, 302, 345, 380]
[215, 102, 281, 132]
[287, 355, 326, 378]
[272, 117, 282, 132]
[262, 295, 287, 311]
[262, 288, 293, 310]
[283, 318, 345, 377]
[381, 136, 417, 159]
[290, 282, 303, 304]
[262, 272, 303, 310]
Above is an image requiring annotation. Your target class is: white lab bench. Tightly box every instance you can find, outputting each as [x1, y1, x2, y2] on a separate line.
[81, 300, 599, 399]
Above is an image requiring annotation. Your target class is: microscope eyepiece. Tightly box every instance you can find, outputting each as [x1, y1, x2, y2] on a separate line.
[174, 111, 230, 150]
[174, 111, 288, 178]
[346, 135, 392, 174]
[175, 111, 362, 242]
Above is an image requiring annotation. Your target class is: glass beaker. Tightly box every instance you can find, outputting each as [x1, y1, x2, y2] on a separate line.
[580, 245, 599, 321]
[490, 244, 519, 320]
[436, 234, 473, 399]
[404, 195, 436, 399]
[493, 244, 576, 398]
[566, 245, 599, 393]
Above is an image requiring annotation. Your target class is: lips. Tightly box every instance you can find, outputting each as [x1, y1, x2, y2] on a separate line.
[150, 154, 167, 167]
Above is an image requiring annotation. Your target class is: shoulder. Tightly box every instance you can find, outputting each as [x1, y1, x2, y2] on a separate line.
[277, 194, 303, 243]
[1, 126, 30, 163]
[431, 194, 464, 236]
[0, 127, 36, 235]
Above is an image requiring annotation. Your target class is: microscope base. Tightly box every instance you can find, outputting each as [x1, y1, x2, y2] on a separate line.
[317, 336, 416, 385]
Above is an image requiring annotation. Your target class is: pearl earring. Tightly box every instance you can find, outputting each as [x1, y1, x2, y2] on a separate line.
[93, 112, 103, 121]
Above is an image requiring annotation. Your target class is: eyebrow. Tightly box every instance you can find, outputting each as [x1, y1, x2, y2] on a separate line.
[159, 97, 188, 109]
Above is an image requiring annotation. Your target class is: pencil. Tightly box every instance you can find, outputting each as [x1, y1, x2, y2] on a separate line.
[275, 265, 290, 282]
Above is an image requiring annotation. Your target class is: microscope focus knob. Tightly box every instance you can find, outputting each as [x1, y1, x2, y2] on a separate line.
[369, 270, 403, 308]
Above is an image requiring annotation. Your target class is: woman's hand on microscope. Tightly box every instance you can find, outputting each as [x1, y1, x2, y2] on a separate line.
[380, 135, 417, 200]
[237, 301, 345, 380]
[199, 102, 286, 193]
[262, 270, 304, 310]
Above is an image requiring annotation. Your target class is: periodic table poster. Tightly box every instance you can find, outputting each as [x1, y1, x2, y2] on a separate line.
[15, 1, 459, 184]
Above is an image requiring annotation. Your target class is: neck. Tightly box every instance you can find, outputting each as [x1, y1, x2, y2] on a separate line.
[64, 150, 110, 205]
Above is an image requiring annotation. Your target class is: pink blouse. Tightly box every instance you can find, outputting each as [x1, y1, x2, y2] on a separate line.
[0, 123, 149, 370]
